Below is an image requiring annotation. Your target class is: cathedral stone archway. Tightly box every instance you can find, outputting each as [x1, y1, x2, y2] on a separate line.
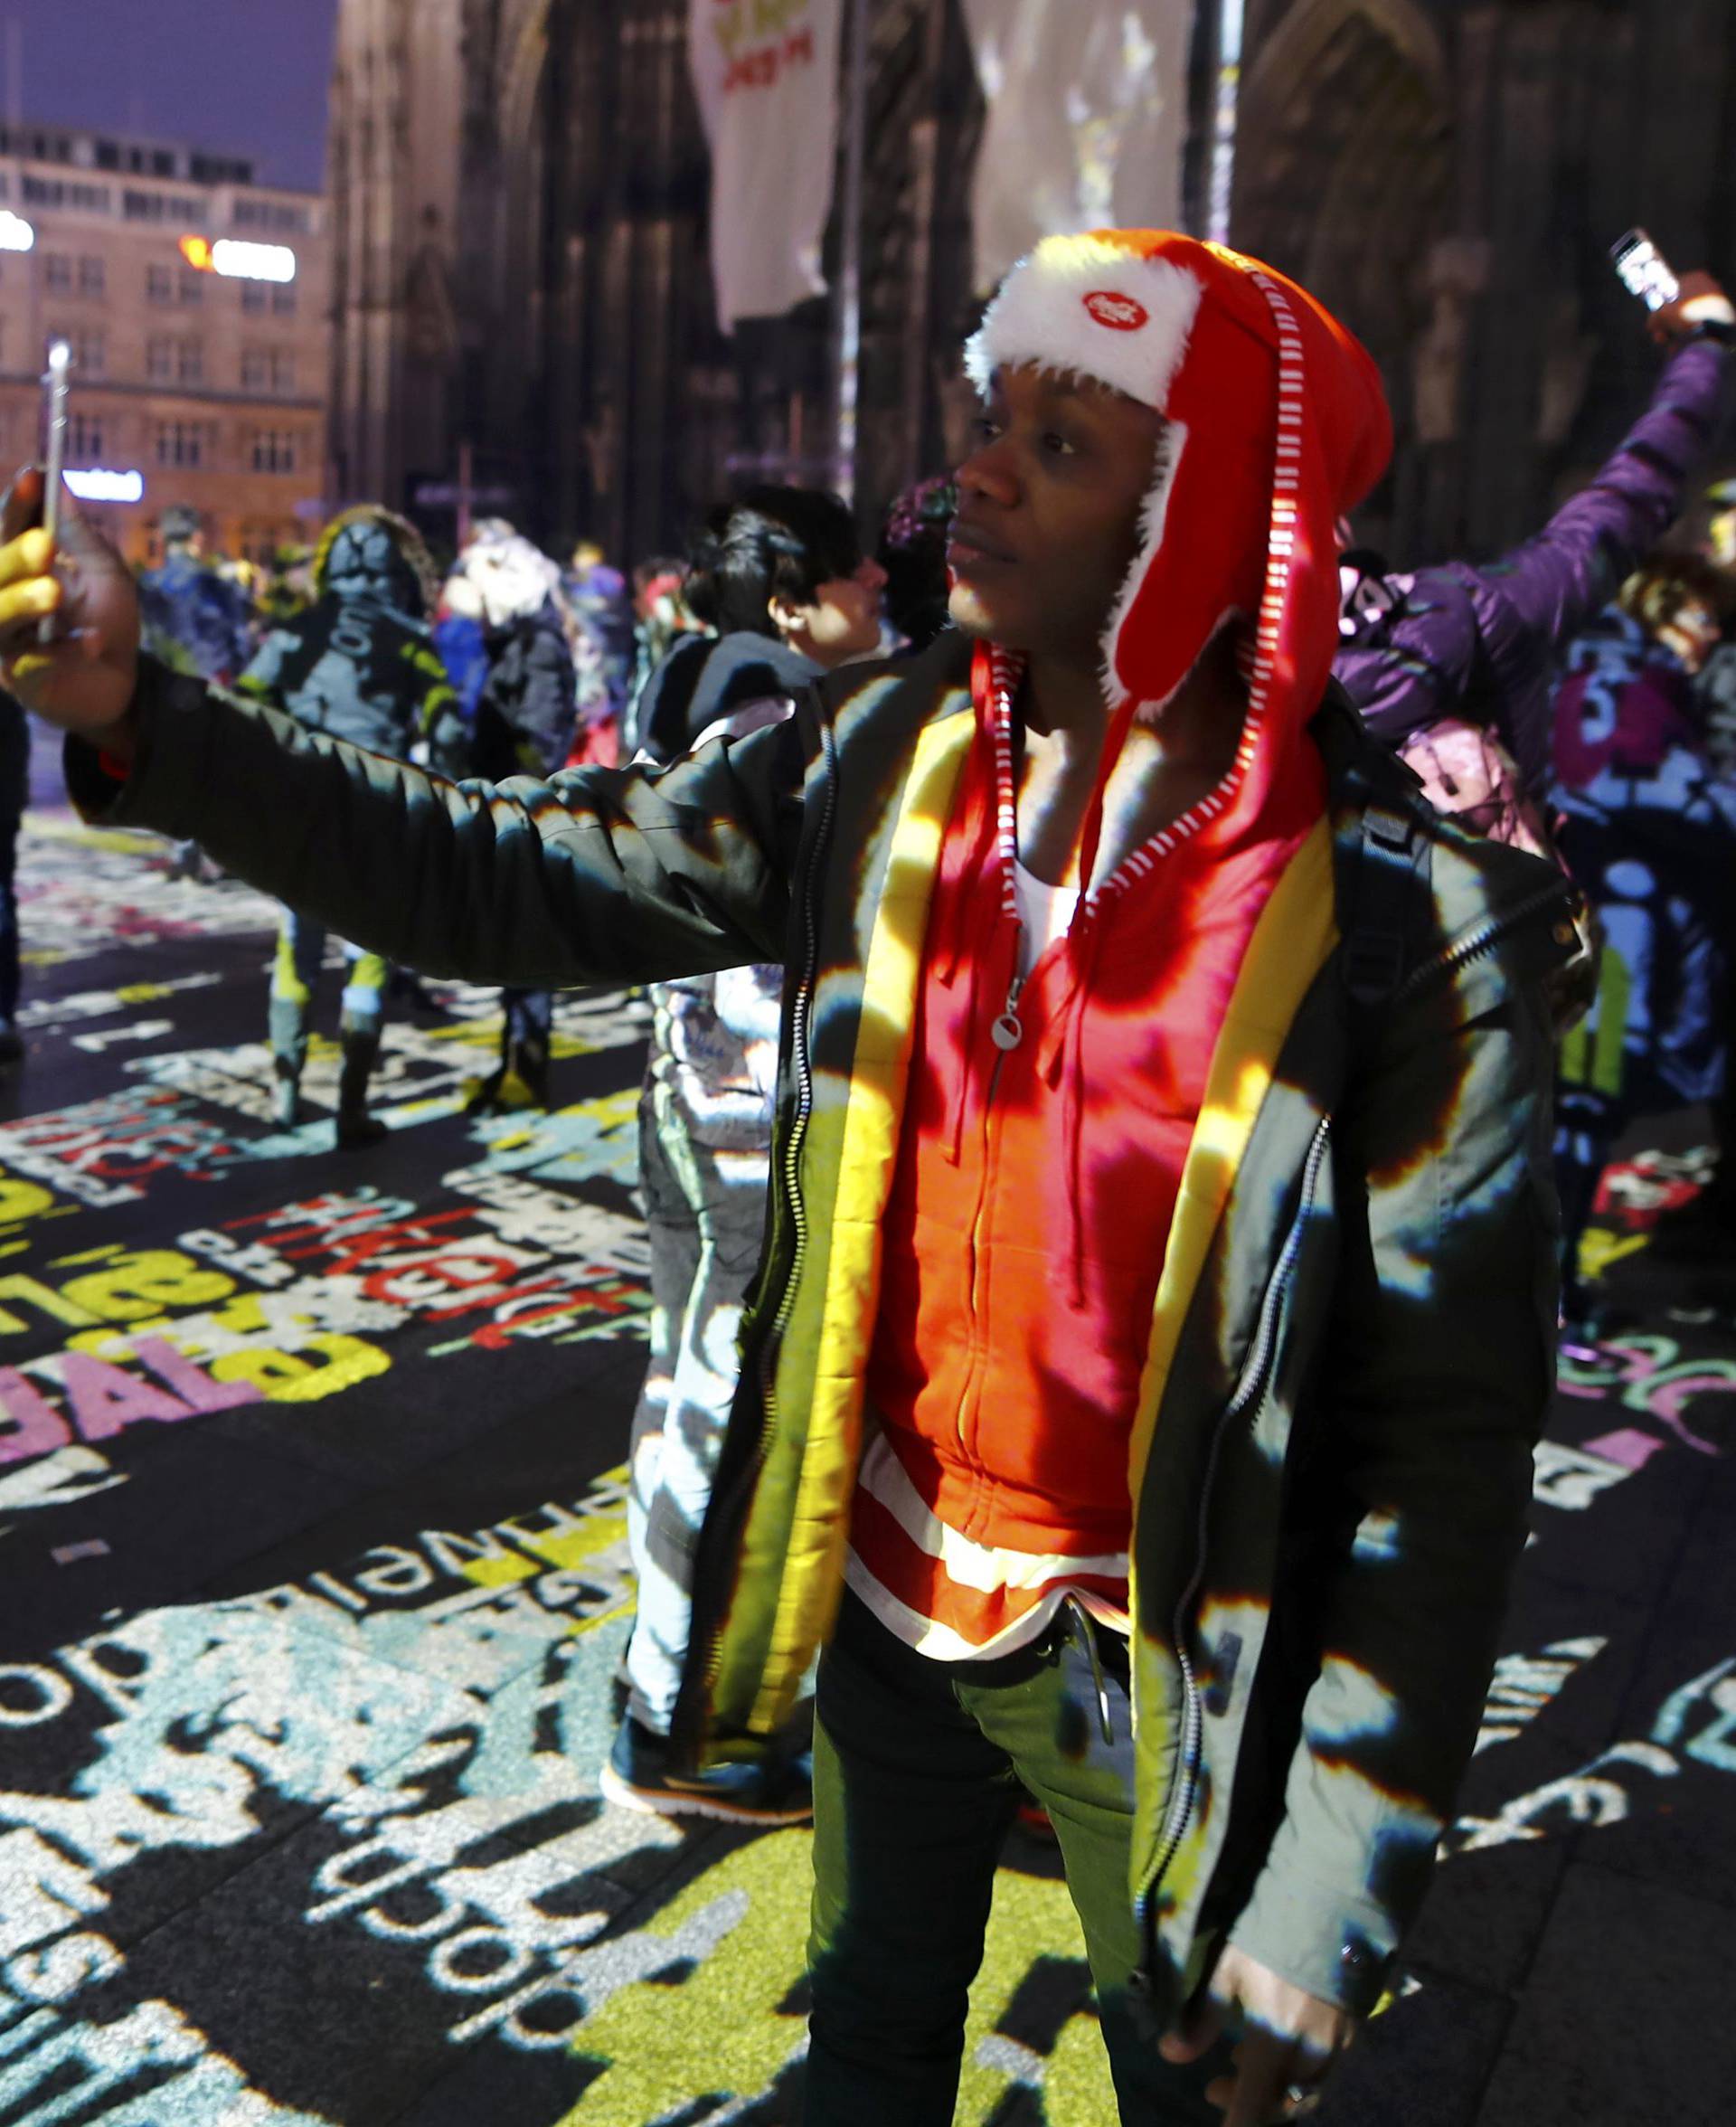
[1232, 0, 1451, 556]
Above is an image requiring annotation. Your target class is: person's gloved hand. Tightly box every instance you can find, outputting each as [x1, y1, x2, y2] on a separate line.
[0, 466, 141, 761]
[1652, 269, 1736, 346]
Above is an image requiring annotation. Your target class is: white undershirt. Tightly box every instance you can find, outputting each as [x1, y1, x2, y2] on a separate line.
[1013, 856, 1080, 977]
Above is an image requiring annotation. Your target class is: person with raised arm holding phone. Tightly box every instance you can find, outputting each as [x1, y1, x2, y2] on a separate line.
[0, 232, 1573, 2127]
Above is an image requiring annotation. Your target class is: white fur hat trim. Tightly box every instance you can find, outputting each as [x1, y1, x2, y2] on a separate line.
[965, 234, 1203, 410]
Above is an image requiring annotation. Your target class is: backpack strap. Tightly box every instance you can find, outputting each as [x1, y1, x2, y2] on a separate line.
[1336, 775, 1433, 1007]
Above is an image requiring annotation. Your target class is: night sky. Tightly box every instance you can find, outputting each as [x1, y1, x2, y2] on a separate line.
[0, 0, 339, 192]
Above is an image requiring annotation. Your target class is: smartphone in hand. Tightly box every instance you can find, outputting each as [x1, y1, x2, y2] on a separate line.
[37, 337, 71, 646]
[1610, 229, 1681, 313]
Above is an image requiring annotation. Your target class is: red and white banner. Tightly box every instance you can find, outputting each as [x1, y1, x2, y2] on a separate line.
[960, 0, 1194, 294]
[689, 0, 844, 332]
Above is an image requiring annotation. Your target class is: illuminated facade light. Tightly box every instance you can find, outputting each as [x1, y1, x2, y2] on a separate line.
[0, 210, 34, 253]
[63, 468, 145, 504]
[179, 233, 296, 284]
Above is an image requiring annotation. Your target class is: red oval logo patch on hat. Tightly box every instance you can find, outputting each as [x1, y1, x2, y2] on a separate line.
[1083, 289, 1149, 332]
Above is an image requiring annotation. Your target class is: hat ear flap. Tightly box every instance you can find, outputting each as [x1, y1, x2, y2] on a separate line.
[1103, 314, 1274, 710]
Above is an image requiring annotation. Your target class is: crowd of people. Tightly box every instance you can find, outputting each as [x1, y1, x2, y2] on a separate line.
[4, 225, 1736, 2125]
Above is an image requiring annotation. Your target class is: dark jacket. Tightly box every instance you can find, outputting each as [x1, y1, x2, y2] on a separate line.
[1335, 336, 1731, 789]
[240, 600, 465, 771]
[138, 552, 251, 685]
[71, 630, 1571, 2024]
[629, 631, 822, 766]
[239, 511, 464, 771]
[471, 600, 578, 779]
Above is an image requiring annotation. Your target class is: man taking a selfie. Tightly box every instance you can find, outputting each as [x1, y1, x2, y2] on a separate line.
[0, 231, 1570, 2126]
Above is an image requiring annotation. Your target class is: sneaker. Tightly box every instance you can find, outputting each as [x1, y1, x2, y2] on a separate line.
[599, 1715, 813, 1827]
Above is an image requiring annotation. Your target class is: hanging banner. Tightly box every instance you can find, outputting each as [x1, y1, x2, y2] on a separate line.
[960, 0, 1195, 295]
[690, 0, 844, 333]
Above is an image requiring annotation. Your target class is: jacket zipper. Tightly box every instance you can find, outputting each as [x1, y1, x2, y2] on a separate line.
[958, 969, 1025, 1454]
[756, 712, 839, 1417]
[1392, 877, 1571, 1007]
[1143, 1115, 1332, 1905]
[697, 714, 839, 1697]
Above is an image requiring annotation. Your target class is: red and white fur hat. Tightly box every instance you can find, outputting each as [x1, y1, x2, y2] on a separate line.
[965, 232, 1392, 824]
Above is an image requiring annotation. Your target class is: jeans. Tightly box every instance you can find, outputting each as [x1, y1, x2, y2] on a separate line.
[804, 1592, 1230, 2127]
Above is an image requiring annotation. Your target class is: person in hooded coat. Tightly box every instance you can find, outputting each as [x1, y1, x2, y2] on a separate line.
[238, 505, 464, 1145]
[450, 525, 582, 1111]
[605, 487, 886, 1827]
[6, 230, 1570, 2127]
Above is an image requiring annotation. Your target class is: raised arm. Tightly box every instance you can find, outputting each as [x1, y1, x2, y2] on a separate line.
[0, 483, 808, 993]
[1482, 279, 1734, 651]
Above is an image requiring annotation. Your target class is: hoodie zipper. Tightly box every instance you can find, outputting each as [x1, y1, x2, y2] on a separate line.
[696, 714, 838, 1699]
[1143, 1115, 1332, 1906]
[958, 968, 1026, 1455]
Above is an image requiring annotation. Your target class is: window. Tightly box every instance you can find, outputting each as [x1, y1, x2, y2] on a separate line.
[79, 256, 104, 298]
[250, 430, 297, 475]
[42, 252, 72, 293]
[232, 197, 306, 233]
[147, 336, 202, 384]
[271, 285, 296, 317]
[241, 345, 295, 393]
[241, 281, 268, 316]
[177, 269, 204, 306]
[123, 189, 204, 225]
[23, 176, 110, 213]
[155, 420, 212, 468]
[146, 262, 173, 306]
[68, 411, 105, 460]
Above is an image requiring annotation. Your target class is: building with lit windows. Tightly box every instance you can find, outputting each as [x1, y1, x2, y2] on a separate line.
[0, 121, 329, 566]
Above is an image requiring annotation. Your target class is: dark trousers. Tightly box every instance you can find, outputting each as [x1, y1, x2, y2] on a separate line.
[804, 1592, 1229, 2126]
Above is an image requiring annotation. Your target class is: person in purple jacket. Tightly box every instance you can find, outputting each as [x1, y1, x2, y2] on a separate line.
[1335, 271, 1736, 792]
